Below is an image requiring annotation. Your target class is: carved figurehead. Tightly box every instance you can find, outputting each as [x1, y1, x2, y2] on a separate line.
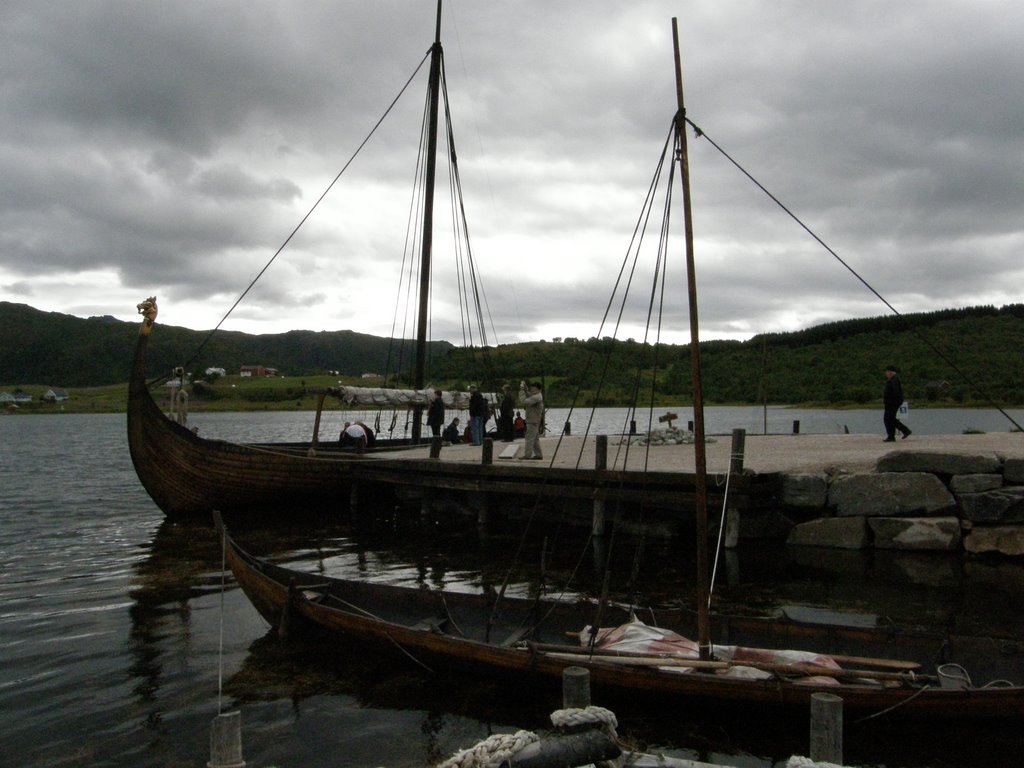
[137, 296, 158, 335]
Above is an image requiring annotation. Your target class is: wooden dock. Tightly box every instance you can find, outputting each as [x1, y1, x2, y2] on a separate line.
[345, 431, 1024, 531]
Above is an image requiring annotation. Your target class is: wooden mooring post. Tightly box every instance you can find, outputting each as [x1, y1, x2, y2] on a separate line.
[593, 436, 608, 536]
[809, 692, 843, 764]
[481, 438, 494, 465]
[563, 666, 591, 708]
[208, 710, 246, 768]
[349, 480, 360, 514]
[724, 429, 745, 548]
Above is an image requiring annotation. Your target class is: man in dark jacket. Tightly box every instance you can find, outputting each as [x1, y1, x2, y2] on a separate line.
[498, 384, 515, 442]
[468, 385, 486, 446]
[883, 365, 911, 442]
[426, 389, 445, 437]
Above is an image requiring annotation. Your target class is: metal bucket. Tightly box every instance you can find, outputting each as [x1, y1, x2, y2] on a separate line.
[937, 663, 972, 690]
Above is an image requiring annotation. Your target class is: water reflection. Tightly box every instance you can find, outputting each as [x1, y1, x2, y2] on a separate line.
[186, 508, 1024, 767]
[127, 520, 224, 704]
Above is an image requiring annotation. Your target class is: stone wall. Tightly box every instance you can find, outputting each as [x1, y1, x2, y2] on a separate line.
[765, 450, 1024, 557]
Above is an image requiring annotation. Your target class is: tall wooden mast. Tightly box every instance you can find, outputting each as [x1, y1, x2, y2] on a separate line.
[671, 17, 712, 660]
[411, 0, 443, 443]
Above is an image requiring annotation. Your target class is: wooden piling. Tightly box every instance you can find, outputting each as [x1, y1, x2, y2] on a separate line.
[593, 436, 608, 535]
[477, 493, 489, 528]
[592, 499, 606, 536]
[429, 435, 442, 458]
[562, 666, 591, 709]
[349, 480, 359, 513]
[724, 429, 745, 549]
[809, 692, 843, 765]
[208, 710, 246, 768]
[481, 438, 493, 465]
[595, 435, 608, 471]
[729, 428, 745, 474]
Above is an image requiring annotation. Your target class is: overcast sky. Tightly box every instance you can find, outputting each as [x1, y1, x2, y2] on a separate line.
[2, 1, 1022, 346]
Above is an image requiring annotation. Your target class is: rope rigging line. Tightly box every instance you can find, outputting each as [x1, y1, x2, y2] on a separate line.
[384, 79, 433, 387]
[174, 51, 432, 376]
[439, 60, 501, 373]
[510, 123, 685, 648]
[684, 116, 1024, 433]
[381, 49, 501, 388]
[548, 124, 677, 475]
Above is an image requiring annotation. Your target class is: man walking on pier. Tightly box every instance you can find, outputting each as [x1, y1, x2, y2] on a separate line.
[883, 365, 911, 442]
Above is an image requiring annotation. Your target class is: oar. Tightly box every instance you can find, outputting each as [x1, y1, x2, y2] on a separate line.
[826, 653, 920, 671]
[531, 644, 938, 685]
[540, 641, 920, 671]
[553, 637, 920, 671]
[542, 652, 729, 671]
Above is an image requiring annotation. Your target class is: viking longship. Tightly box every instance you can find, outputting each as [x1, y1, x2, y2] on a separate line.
[128, 0, 490, 518]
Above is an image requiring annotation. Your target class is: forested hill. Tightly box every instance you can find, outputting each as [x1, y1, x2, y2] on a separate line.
[0, 301, 453, 387]
[2, 300, 1023, 406]
[431, 304, 1024, 407]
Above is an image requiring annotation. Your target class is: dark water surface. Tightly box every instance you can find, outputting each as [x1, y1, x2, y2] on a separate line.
[2, 413, 1023, 767]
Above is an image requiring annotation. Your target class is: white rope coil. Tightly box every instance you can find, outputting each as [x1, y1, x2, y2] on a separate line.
[549, 705, 618, 732]
[435, 730, 539, 768]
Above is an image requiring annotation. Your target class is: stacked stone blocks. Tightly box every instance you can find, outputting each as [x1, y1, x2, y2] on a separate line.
[776, 451, 1024, 556]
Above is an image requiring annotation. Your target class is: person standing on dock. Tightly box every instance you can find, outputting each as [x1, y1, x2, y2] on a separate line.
[883, 365, 912, 442]
[498, 384, 515, 442]
[468, 385, 486, 446]
[519, 381, 544, 459]
[426, 389, 445, 437]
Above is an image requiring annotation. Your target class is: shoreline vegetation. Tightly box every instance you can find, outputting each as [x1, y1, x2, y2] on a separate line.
[3, 302, 1023, 415]
[0, 374, 1011, 416]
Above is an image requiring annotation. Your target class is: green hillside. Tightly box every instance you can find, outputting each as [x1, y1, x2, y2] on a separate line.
[429, 304, 1024, 408]
[0, 301, 453, 387]
[2, 301, 1022, 411]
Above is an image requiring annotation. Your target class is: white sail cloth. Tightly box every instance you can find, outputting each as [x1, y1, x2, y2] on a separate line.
[334, 386, 480, 409]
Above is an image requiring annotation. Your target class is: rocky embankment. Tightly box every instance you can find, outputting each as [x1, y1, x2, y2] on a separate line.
[775, 451, 1024, 557]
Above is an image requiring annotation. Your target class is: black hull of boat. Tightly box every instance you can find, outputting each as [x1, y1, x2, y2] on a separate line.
[217, 514, 1024, 722]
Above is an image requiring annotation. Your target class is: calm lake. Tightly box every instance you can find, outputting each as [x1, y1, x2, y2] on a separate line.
[2, 409, 1023, 767]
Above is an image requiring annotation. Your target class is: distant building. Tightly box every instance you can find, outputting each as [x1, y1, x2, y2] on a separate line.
[361, 372, 382, 379]
[2, 391, 33, 403]
[204, 367, 227, 377]
[42, 388, 70, 402]
[239, 365, 279, 378]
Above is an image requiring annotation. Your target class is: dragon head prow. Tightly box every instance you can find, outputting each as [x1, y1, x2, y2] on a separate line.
[136, 296, 158, 331]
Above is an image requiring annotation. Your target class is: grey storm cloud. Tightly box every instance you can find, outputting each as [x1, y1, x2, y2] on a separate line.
[1, 0, 1022, 343]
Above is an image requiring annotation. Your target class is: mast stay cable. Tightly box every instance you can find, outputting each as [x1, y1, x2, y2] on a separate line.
[172, 52, 432, 378]
[684, 116, 1024, 432]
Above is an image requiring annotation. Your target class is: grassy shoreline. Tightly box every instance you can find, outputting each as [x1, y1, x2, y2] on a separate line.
[1, 375, 1001, 416]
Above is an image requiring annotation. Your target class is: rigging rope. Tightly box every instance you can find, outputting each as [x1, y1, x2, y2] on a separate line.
[684, 116, 1024, 433]
[178, 51, 432, 374]
[383, 48, 500, 388]
[217, 523, 226, 715]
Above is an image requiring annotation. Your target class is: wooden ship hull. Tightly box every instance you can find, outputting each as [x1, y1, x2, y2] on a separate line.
[127, 307, 778, 520]
[127, 315, 363, 517]
[216, 513, 1024, 721]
